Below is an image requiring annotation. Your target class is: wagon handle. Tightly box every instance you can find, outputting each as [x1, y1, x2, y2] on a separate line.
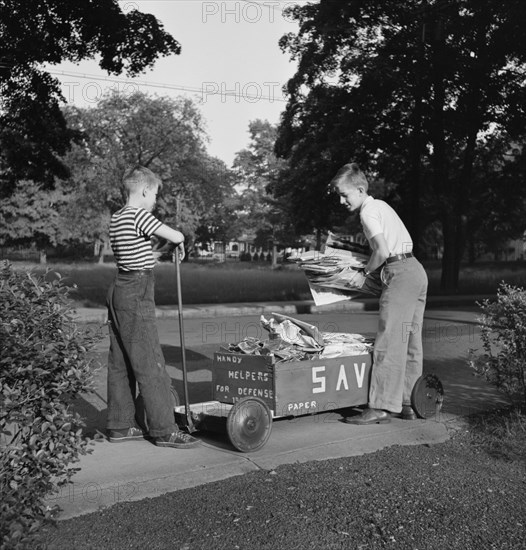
[174, 251, 197, 433]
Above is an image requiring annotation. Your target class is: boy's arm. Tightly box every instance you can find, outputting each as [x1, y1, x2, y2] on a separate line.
[347, 233, 389, 289]
[154, 224, 184, 245]
[153, 224, 185, 261]
[365, 233, 389, 273]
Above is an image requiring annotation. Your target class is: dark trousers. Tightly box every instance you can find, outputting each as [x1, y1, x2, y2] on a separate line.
[106, 270, 176, 438]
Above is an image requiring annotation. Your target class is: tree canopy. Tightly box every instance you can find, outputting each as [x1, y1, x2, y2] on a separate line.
[275, 0, 526, 290]
[232, 120, 300, 256]
[0, 180, 69, 263]
[0, 0, 180, 196]
[61, 91, 234, 252]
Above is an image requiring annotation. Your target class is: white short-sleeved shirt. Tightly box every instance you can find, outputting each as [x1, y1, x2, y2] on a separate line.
[360, 196, 413, 256]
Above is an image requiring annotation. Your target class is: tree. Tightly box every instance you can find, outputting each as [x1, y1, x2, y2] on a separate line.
[194, 161, 238, 251]
[275, 0, 526, 291]
[0, 180, 69, 263]
[168, 152, 236, 254]
[232, 120, 295, 265]
[0, 0, 180, 196]
[467, 134, 526, 260]
[61, 91, 234, 253]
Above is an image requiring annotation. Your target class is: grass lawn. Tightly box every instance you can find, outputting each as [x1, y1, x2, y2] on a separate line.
[39, 407, 526, 550]
[12, 259, 526, 306]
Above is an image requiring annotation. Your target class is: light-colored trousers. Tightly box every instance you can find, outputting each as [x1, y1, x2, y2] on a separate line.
[368, 257, 428, 413]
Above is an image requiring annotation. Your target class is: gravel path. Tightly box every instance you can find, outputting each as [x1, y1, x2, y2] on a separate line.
[40, 422, 526, 550]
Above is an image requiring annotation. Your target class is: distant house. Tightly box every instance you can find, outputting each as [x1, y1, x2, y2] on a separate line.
[475, 229, 526, 262]
[211, 239, 273, 261]
[502, 232, 526, 261]
[197, 231, 313, 262]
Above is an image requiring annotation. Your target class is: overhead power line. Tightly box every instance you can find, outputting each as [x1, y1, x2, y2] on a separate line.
[48, 70, 288, 103]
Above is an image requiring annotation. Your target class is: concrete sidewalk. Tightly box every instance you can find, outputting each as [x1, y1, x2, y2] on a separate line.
[46, 413, 457, 520]
[47, 299, 508, 521]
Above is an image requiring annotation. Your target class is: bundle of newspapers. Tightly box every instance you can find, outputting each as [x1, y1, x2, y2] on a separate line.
[294, 232, 382, 306]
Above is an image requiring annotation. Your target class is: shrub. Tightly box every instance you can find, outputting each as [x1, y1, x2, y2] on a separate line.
[468, 282, 526, 410]
[0, 263, 101, 549]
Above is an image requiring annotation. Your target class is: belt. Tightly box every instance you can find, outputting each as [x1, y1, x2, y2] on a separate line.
[118, 268, 153, 274]
[386, 252, 414, 264]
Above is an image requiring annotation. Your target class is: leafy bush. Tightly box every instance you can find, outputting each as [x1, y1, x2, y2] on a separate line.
[469, 282, 526, 410]
[0, 263, 100, 549]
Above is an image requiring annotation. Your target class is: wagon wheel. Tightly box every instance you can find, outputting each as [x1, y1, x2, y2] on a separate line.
[170, 386, 181, 408]
[135, 386, 180, 432]
[411, 374, 444, 419]
[226, 398, 273, 453]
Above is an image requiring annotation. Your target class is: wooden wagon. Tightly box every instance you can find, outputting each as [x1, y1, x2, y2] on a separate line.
[172, 349, 444, 453]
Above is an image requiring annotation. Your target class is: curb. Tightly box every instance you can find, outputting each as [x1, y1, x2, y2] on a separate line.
[72, 295, 491, 323]
[47, 415, 452, 520]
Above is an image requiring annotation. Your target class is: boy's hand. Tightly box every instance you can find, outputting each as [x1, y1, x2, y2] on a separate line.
[172, 243, 185, 263]
[348, 268, 366, 289]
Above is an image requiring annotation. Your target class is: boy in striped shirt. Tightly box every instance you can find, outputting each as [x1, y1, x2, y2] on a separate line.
[106, 166, 200, 449]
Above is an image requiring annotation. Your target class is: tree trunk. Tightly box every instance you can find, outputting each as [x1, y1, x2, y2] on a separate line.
[467, 236, 476, 265]
[271, 243, 278, 269]
[440, 209, 469, 292]
[430, 15, 461, 293]
[407, 19, 427, 257]
[450, 13, 487, 285]
[98, 244, 105, 264]
[440, 212, 459, 291]
[316, 228, 322, 251]
[453, 214, 467, 287]
[97, 238, 108, 264]
[408, 129, 422, 258]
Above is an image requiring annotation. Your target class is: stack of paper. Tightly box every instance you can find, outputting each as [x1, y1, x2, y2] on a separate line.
[294, 233, 382, 306]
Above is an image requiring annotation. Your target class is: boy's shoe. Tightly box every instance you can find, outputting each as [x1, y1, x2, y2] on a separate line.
[154, 431, 201, 449]
[344, 408, 391, 425]
[108, 427, 145, 442]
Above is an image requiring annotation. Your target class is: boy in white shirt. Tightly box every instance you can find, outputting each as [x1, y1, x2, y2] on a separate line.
[331, 163, 428, 424]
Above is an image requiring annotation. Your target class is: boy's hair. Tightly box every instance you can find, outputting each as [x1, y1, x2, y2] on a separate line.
[123, 166, 162, 196]
[330, 162, 369, 193]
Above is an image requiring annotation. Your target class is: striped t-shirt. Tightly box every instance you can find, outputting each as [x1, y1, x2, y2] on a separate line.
[109, 206, 162, 271]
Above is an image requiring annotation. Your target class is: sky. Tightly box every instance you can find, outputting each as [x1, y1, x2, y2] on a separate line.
[48, 0, 302, 167]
